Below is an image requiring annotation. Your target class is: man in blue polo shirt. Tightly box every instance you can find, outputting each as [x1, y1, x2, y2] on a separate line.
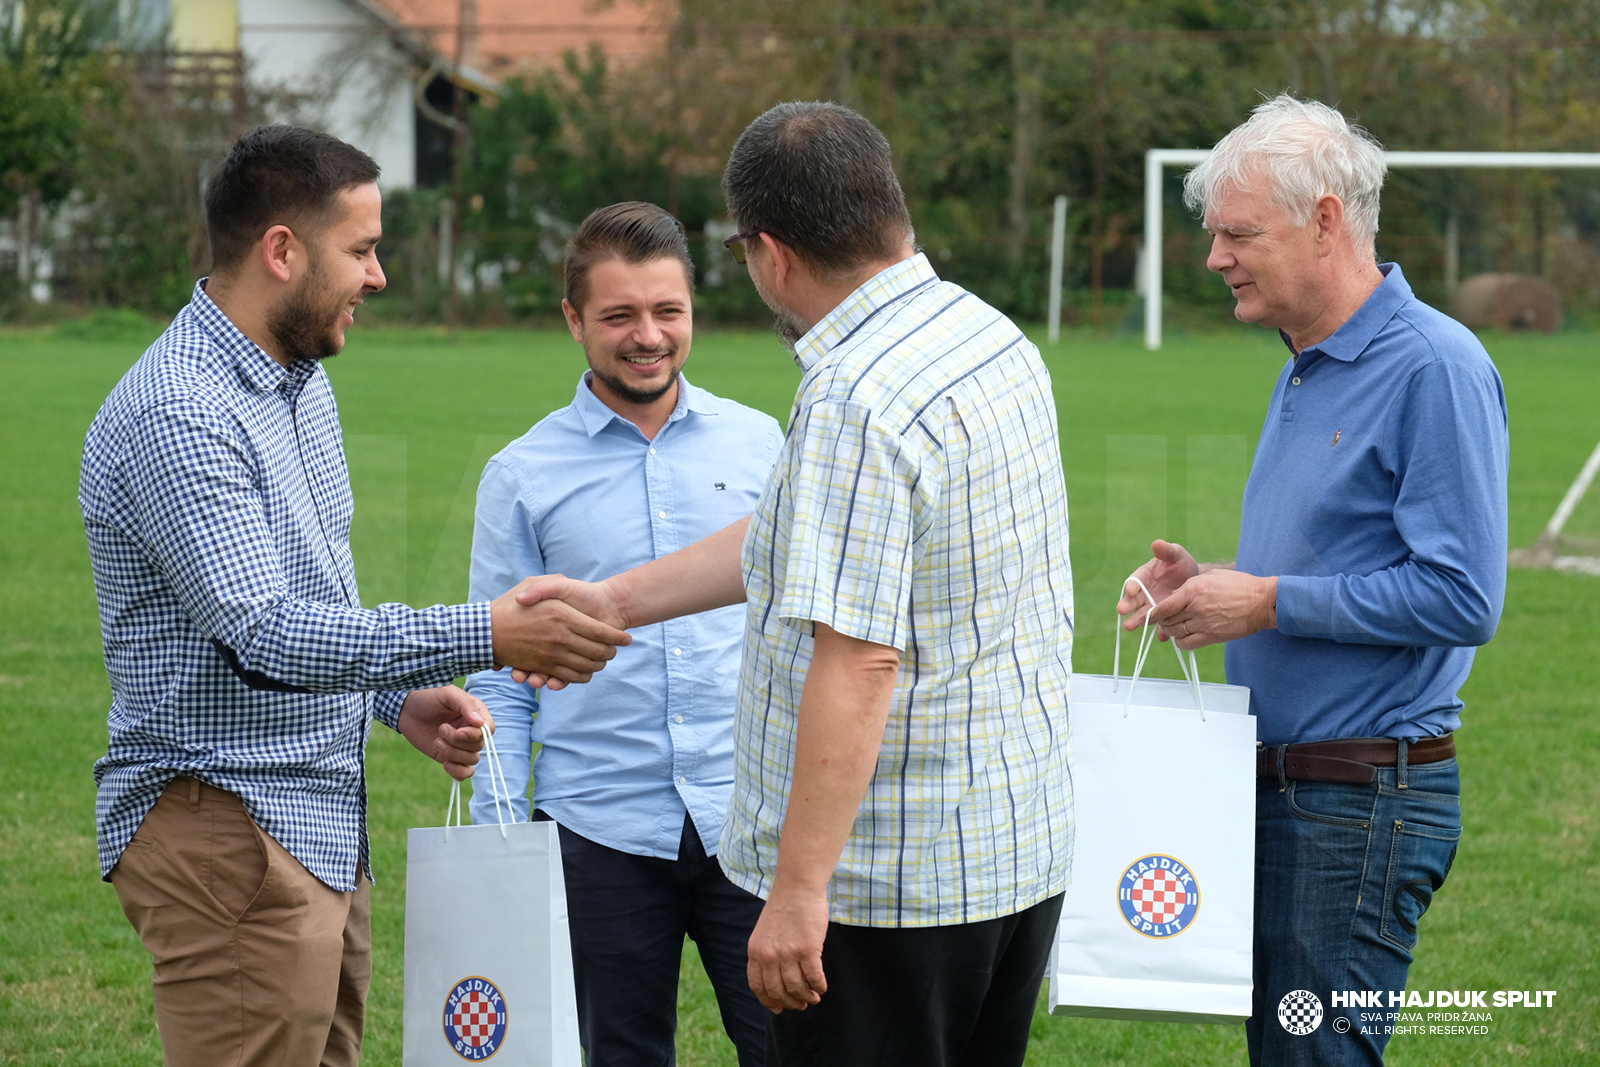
[1119, 96, 1508, 1066]
[466, 202, 783, 1066]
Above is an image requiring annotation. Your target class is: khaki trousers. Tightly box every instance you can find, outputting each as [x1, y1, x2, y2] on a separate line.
[112, 777, 370, 1067]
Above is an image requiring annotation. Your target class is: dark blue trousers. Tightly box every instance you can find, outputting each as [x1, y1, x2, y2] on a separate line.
[537, 810, 767, 1067]
[1248, 748, 1462, 1066]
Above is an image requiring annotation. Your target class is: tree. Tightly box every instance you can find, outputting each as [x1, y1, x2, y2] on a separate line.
[0, 0, 114, 304]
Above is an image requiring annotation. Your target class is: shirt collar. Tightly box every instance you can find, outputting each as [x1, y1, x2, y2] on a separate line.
[1282, 262, 1411, 363]
[191, 278, 320, 399]
[792, 253, 939, 372]
[572, 370, 711, 438]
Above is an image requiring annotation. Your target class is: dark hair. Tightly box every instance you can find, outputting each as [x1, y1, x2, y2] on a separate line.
[204, 125, 380, 272]
[721, 102, 913, 278]
[563, 201, 695, 312]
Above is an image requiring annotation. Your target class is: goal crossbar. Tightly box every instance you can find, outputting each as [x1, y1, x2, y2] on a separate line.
[1144, 148, 1600, 577]
[1143, 149, 1600, 350]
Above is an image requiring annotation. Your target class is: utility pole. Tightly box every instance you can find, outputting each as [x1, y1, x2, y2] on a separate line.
[1090, 42, 1107, 329]
[666, 17, 682, 218]
[446, 0, 479, 327]
[1048, 195, 1068, 344]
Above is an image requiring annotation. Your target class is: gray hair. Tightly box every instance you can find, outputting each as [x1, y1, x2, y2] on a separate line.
[1183, 95, 1387, 250]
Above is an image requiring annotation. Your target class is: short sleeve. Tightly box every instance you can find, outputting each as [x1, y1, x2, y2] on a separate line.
[774, 400, 921, 650]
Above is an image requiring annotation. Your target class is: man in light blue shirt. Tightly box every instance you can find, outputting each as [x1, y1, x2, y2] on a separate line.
[1121, 97, 1508, 1066]
[467, 202, 783, 1066]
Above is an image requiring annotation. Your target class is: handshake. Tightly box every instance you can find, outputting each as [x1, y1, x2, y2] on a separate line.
[485, 516, 749, 686]
[488, 575, 630, 690]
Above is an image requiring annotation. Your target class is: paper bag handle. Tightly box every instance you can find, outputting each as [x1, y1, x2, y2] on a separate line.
[444, 725, 516, 841]
[1113, 574, 1207, 720]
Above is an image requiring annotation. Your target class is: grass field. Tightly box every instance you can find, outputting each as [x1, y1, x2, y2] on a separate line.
[1, 316, 1596, 1065]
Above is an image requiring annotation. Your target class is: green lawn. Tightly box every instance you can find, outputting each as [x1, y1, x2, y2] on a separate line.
[1, 318, 1595, 1065]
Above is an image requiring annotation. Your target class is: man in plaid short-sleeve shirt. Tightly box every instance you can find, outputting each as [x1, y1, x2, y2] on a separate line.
[516, 102, 1075, 1066]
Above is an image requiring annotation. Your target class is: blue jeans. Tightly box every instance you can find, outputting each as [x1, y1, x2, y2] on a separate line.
[1248, 747, 1461, 1066]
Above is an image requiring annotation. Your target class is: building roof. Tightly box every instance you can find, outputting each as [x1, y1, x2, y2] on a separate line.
[375, 0, 671, 78]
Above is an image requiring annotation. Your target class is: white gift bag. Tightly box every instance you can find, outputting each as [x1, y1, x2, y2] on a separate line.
[404, 733, 582, 1065]
[1048, 579, 1257, 1025]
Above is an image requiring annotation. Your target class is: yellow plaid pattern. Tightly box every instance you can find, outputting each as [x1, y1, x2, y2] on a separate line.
[720, 254, 1075, 927]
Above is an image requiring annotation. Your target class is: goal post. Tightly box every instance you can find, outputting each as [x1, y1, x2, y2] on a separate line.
[1142, 149, 1600, 351]
[1144, 147, 1600, 577]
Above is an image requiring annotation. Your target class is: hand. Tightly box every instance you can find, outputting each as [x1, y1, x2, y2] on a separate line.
[396, 685, 495, 780]
[1149, 569, 1278, 650]
[506, 575, 629, 688]
[747, 881, 830, 1013]
[1118, 540, 1200, 631]
[490, 576, 631, 688]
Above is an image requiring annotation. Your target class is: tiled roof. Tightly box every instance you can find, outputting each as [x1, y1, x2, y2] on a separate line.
[376, 0, 671, 76]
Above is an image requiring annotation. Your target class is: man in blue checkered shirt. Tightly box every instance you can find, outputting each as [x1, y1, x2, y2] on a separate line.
[79, 126, 629, 1067]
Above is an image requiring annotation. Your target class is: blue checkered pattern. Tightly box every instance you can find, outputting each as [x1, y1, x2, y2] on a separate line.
[80, 281, 495, 891]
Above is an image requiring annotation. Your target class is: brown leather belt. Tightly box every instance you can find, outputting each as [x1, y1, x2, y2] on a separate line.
[1256, 735, 1456, 785]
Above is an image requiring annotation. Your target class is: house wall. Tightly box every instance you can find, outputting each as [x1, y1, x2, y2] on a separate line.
[169, 0, 238, 50]
[235, 0, 419, 187]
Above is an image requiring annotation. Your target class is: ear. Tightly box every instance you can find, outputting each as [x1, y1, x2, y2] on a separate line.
[1311, 194, 1345, 254]
[561, 298, 585, 343]
[259, 224, 299, 283]
[757, 231, 801, 288]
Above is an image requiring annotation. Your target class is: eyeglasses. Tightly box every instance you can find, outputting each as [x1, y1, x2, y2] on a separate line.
[722, 230, 762, 264]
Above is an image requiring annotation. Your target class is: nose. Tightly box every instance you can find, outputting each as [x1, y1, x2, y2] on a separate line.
[366, 254, 387, 294]
[1205, 234, 1232, 274]
[634, 313, 663, 349]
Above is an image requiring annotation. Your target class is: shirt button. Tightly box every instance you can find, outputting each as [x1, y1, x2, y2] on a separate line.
[658, 510, 666, 519]
[672, 647, 682, 656]
[649, 447, 656, 455]
[678, 776, 687, 784]
[1291, 376, 1301, 385]
[675, 714, 685, 723]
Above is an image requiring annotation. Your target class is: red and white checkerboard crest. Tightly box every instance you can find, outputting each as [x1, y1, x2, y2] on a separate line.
[1117, 854, 1200, 938]
[442, 976, 508, 1061]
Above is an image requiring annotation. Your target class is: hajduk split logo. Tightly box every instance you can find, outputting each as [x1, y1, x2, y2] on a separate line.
[1117, 854, 1200, 937]
[443, 976, 508, 1061]
[1278, 989, 1324, 1035]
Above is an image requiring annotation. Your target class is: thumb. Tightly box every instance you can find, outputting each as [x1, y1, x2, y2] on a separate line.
[1149, 584, 1191, 625]
[513, 574, 567, 607]
[1152, 539, 1183, 562]
[442, 687, 490, 728]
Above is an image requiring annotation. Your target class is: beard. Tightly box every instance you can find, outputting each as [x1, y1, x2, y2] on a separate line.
[267, 255, 351, 362]
[590, 344, 682, 405]
[770, 307, 807, 351]
[748, 265, 808, 351]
